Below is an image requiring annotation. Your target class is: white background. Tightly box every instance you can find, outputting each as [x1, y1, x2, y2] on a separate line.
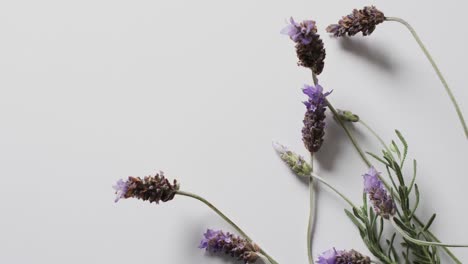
[0, 0, 467, 263]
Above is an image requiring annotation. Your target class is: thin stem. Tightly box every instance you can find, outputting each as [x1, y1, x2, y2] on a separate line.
[176, 190, 279, 264]
[385, 17, 468, 138]
[307, 154, 315, 264]
[326, 100, 372, 167]
[310, 172, 358, 209]
[391, 218, 468, 247]
[359, 120, 393, 160]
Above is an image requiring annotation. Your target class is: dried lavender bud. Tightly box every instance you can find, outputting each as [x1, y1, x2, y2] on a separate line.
[113, 171, 179, 204]
[327, 6, 385, 37]
[317, 248, 371, 264]
[281, 17, 326, 75]
[302, 84, 331, 153]
[272, 142, 312, 177]
[363, 167, 396, 219]
[199, 229, 260, 263]
[336, 109, 360, 122]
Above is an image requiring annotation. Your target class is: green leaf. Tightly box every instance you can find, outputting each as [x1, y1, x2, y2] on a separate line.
[409, 184, 420, 220]
[366, 152, 389, 166]
[422, 214, 437, 232]
[408, 159, 417, 193]
[395, 130, 409, 166]
[345, 209, 365, 233]
[390, 140, 402, 160]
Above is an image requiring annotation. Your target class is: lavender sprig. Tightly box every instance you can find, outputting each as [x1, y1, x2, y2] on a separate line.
[113, 172, 179, 204]
[317, 248, 371, 264]
[199, 229, 261, 263]
[327, 6, 467, 138]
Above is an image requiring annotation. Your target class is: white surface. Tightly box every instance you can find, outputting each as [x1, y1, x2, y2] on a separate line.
[0, 0, 467, 263]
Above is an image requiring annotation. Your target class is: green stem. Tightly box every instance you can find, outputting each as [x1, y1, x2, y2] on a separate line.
[307, 154, 315, 264]
[327, 100, 372, 167]
[385, 17, 468, 139]
[176, 190, 279, 264]
[358, 120, 394, 160]
[310, 172, 358, 209]
[391, 218, 468, 247]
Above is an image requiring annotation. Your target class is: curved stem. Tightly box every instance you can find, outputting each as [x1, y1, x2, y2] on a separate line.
[310, 172, 358, 209]
[326, 100, 372, 167]
[176, 190, 279, 264]
[391, 218, 468, 247]
[386, 16, 468, 139]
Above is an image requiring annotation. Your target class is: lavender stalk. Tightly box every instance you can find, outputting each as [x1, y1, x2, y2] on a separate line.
[327, 6, 467, 138]
[113, 173, 279, 264]
[176, 191, 279, 264]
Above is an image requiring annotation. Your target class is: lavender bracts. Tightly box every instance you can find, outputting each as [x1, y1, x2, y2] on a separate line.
[363, 167, 396, 219]
[317, 248, 371, 264]
[113, 171, 179, 204]
[273, 142, 312, 177]
[302, 84, 332, 153]
[327, 6, 385, 37]
[281, 17, 326, 74]
[199, 229, 260, 263]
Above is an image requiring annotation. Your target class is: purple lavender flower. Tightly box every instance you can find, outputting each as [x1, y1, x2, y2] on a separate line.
[302, 84, 332, 153]
[303, 84, 332, 111]
[281, 17, 326, 74]
[363, 167, 396, 219]
[199, 229, 260, 263]
[317, 248, 339, 264]
[317, 248, 371, 264]
[113, 179, 128, 202]
[281, 17, 317, 45]
[112, 171, 179, 204]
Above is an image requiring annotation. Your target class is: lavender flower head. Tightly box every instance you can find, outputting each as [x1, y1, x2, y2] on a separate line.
[199, 229, 260, 263]
[273, 142, 312, 177]
[302, 84, 332, 153]
[281, 17, 326, 74]
[327, 6, 385, 37]
[113, 171, 179, 204]
[281, 17, 317, 45]
[363, 167, 396, 219]
[317, 248, 371, 264]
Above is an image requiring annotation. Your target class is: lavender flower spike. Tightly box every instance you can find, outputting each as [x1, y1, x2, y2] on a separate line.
[317, 248, 371, 264]
[281, 17, 326, 74]
[363, 167, 396, 219]
[199, 229, 260, 263]
[327, 6, 385, 37]
[273, 142, 312, 177]
[113, 171, 179, 204]
[302, 84, 332, 153]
